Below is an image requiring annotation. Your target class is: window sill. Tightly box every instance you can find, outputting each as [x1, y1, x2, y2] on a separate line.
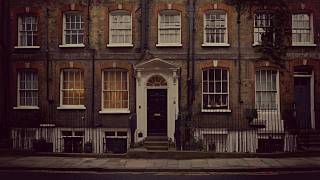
[57, 105, 86, 110]
[107, 43, 134, 47]
[202, 109, 232, 113]
[292, 43, 317, 47]
[13, 106, 40, 110]
[202, 43, 230, 47]
[156, 43, 182, 47]
[14, 46, 40, 49]
[59, 44, 85, 48]
[99, 109, 130, 114]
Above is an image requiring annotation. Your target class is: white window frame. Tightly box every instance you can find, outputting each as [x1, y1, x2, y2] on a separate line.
[58, 69, 86, 110]
[14, 70, 39, 110]
[59, 12, 85, 48]
[201, 68, 231, 113]
[291, 13, 316, 46]
[15, 15, 40, 49]
[107, 10, 133, 47]
[202, 10, 230, 47]
[255, 69, 280, 111]
[253, 12, 273, 46]
[99, 69, 130, 114]
[156, 10, 182, 47]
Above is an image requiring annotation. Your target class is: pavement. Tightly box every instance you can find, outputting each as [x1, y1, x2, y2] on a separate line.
[0, 155, 320, 172]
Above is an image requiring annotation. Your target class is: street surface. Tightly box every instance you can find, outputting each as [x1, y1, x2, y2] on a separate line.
[0, 170, 320, 180]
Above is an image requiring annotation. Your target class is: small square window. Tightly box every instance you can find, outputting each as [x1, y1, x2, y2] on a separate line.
[105, 131, 116, 137]
[117, 131, 127, 137]
[62, 131, 72, 136]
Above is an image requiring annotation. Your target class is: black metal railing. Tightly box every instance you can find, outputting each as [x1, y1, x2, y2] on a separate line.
[7, 103, 319, 154]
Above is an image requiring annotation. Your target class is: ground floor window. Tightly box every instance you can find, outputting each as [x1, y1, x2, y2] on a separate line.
[255, 69, 278, 110]
[202, 68, 229, 110]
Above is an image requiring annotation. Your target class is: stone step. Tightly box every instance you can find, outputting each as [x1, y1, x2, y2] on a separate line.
[144, 141, 168, 147]
[145, 145, 168, 151]
[145, 136, 168, 142]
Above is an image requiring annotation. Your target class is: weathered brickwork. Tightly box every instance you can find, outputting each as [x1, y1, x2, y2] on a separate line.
[6, 0, 320, 131]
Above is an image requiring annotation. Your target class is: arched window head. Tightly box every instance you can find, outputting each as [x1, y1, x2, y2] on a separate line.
[147, 75, 167, 86]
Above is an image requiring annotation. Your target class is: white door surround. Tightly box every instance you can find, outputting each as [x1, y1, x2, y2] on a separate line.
[134, 58, 180, 142]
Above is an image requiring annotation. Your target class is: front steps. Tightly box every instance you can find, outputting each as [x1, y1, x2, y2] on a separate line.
[297, 130, 320, 152]
[144, 136, 168, 151]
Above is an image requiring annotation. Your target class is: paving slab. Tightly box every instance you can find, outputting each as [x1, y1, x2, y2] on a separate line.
[1, 155, 320, 172]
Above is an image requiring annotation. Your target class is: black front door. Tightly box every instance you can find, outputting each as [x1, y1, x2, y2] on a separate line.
[294, 77, 311, 129]
[147, 89, 167, 136]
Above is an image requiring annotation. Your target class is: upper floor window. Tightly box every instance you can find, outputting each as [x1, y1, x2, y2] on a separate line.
[292, 13, 315, 46]
[202, 68, 229, 111]
[59, 69, 85, 108]
[203, 10, 229, 46]
[157, 10, 181, 47]
[254, 13, 273, 45]
[17, 70, 38, 108]
[101, 69, 129, 113]
[108, 11, 132, 47]
[255, 70, 278, 110]
[62, 12, 84, 46]
[18, 16, 38, 47]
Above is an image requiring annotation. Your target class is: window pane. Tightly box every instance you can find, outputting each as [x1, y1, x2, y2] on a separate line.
[62, 69, 84, 105]
[159, 11, 181, 44]
[103, 69, 129, 109]
[205, 11, 227, 44]
[255, 70, 277, 110]
[18, 71, 38, 106]
[64, 13, 83, 45]
[19, 16, 37, 46]
[110, 12, 132, 44]
[202, 68, 229, 110]
[292, 14, 311, 44]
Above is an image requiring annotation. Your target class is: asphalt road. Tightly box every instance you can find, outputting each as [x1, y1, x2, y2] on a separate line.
[0, 170, 320, 180]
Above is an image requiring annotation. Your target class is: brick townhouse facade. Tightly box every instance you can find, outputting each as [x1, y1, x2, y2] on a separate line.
[3, 0, 320, 153]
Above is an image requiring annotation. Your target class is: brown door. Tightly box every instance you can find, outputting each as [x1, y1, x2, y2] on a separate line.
[147, 89, 167, 136]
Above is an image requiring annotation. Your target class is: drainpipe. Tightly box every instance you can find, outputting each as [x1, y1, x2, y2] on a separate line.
[187, 0, 196, 112]
[87, 0, 95, 128]
[140, 0, 148, 59]
[46, 8, 50, 103]
[191, 0, 196, 107]
[236, 2, 243, 104]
